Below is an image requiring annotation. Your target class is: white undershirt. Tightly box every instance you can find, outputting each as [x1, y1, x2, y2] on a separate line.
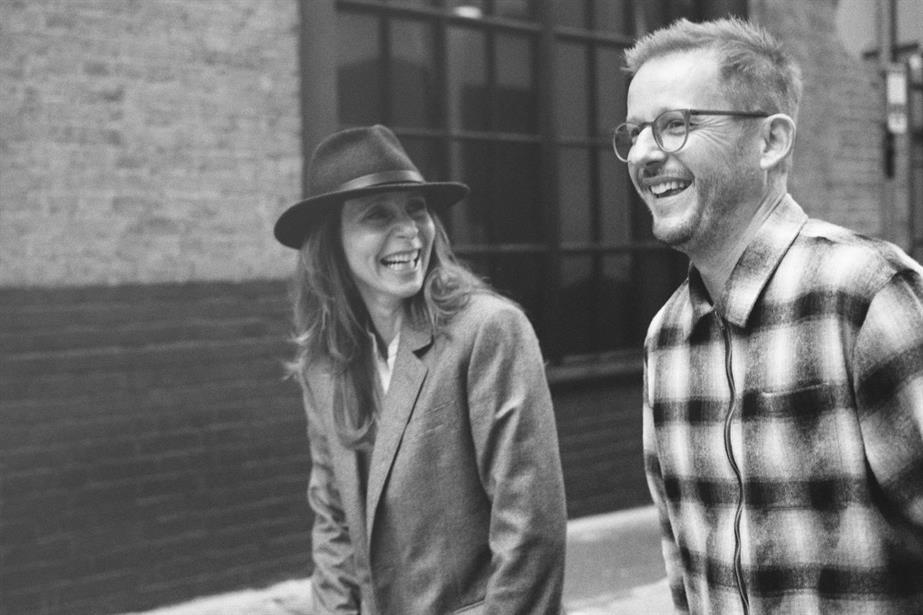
[371, 330, 400, 395]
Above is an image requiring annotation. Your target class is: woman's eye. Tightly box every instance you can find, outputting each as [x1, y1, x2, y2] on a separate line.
[364, 207, 389, 221]
[407, 199, 428, 216]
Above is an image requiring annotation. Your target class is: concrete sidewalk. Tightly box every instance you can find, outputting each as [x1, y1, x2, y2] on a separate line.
[124, 506, 672, 615]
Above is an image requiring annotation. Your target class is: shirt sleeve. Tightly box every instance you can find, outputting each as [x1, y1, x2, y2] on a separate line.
[302, 385, 362, 615]
[853, 268, 923, 529]
[643, 352, 690, 614]
[466, 304, 568, 615]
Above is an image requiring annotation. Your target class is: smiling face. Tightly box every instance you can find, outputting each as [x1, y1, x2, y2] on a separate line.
[340, 189, 435, 314]
[625, 49, 765, 258]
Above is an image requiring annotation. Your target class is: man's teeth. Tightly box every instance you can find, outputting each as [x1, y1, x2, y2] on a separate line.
[650, 180, 689, 197]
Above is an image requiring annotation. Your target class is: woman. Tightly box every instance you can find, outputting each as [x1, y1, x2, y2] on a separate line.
[273, 125, 567, 615]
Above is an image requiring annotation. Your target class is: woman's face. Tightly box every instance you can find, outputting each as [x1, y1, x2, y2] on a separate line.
[340, 190, 435, 312]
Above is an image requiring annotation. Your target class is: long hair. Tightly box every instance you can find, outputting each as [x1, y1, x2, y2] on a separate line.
[287, 202, 491, 449]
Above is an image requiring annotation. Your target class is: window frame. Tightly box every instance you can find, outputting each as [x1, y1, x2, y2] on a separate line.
[301, 0, 744, 380]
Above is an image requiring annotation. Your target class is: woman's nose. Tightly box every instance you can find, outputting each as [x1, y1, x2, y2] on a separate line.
[393, 209, 419, 237]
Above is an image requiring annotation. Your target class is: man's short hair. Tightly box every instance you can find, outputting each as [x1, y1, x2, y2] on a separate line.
[624, 17, 803, 121]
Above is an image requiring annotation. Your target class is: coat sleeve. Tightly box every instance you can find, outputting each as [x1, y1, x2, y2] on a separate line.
[465, 303, 567, 615]
[642, 352, 690, 614]
[853, 268, 923, 532]
[302, 385, 362, 615]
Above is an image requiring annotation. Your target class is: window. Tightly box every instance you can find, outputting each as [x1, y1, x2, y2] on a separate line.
[307, 0, 745, 372]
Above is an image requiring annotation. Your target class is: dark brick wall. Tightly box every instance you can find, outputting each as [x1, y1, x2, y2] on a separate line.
[0, 280, 648, 615]
[554, 375, 650, 518]
[1, 281, 310, 615]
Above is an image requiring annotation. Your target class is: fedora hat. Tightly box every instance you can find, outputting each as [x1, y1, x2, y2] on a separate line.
[274, 124, 469, 249]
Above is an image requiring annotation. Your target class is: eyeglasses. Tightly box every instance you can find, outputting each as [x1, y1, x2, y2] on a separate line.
[611, 108, 769, 162]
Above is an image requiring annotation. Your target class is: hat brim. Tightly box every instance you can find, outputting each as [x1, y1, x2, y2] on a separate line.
[274, 181, 469, 249]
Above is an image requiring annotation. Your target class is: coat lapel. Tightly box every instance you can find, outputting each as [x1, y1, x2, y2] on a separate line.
[365, 315, 432, 540]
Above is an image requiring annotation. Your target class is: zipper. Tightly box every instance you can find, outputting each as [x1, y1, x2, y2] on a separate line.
[718, 317, 750, 615]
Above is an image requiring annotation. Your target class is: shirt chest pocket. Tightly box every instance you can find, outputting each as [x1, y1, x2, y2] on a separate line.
[753, 381, 858, 479]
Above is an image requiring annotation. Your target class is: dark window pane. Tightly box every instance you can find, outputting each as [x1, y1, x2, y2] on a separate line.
[601, 254, 639, 349]
[494, 0, 537, 20]
[390, 19, 439, 128]
[598, 150, 632, 245]
[557, 255, 595, 354]
[492, 142, 542, 242]
[614, 251, 688, 347]
[400, 135, 446, 183]
[558, 147, 591, 243]
[337, 12, 382, 125]
[449, 140, 491, 245]
[552, 0, 587, 28]
[452, 140, 542, 244]
[593, 0, 633, 34]
[446, 0, 537, 20]
[448, 27, 488, 131]
[595, 46, 628, 136]
[387, 0, 439, 6]
[556, 251, 688, 356]
[554, 43, 588, 136]
[495, 33, 537, 133]
[487, 253, 545, 329]
[701, 0, 748, 20]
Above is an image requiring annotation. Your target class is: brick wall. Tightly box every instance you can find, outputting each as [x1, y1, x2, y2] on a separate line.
[554, 375, 650, 518]
[0, 0, 301, 286]
[753, 0, 884, 235]
[1, 281, 312, 615]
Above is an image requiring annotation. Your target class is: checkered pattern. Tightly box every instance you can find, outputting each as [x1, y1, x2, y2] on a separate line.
[643, 196, 923, 614]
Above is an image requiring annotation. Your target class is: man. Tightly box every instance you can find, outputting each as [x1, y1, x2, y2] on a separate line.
[615, 17, 923, 614]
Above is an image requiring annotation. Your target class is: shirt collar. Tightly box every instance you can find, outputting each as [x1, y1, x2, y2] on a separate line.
[688, 194, 808, 329]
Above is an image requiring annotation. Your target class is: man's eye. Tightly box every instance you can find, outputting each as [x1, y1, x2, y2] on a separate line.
[660, 118, 686, 133]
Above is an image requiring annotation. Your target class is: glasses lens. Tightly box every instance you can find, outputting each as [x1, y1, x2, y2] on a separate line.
[613, 124, 636, 161]
[653, 110, 688, 153]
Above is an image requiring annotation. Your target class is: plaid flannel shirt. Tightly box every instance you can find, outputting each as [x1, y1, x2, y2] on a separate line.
[643, 195, 923, 614]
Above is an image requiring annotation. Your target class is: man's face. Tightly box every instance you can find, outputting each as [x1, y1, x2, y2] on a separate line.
[624, 49, 764, 256]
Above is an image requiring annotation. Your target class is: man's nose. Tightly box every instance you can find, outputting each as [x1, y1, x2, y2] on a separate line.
[627, 125, 664, 165]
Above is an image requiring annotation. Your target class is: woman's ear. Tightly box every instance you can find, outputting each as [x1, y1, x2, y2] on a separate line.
[758, 114, 796, 171]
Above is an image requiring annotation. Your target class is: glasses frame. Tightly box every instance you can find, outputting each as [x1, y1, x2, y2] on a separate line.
[611, 108, 770, 162]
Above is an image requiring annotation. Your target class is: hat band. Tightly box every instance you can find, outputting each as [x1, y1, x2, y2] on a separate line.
[335, 170, 424, 193]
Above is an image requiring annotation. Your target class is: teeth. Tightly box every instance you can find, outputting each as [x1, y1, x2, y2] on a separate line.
[381, 250, 419, 268]
[650, 180, 689, 197]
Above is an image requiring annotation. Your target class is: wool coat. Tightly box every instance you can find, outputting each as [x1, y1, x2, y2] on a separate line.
[302, 293, 567, 615]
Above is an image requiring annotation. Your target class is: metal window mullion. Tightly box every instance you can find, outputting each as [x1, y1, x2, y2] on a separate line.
[434, 10, 451, 207]
[538, 0, 563, 362]
[380, 12, 392, 124]
[585, 2, 605, 353]
[485, 21, 498, 262]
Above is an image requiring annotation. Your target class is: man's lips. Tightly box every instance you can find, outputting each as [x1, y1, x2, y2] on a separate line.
[641, 176, 692, 198]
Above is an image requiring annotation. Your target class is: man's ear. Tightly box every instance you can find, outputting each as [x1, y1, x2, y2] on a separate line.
[758, 114, 795, 171]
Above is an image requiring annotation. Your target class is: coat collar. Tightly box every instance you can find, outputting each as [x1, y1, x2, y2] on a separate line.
[365, 312, 433, 539]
